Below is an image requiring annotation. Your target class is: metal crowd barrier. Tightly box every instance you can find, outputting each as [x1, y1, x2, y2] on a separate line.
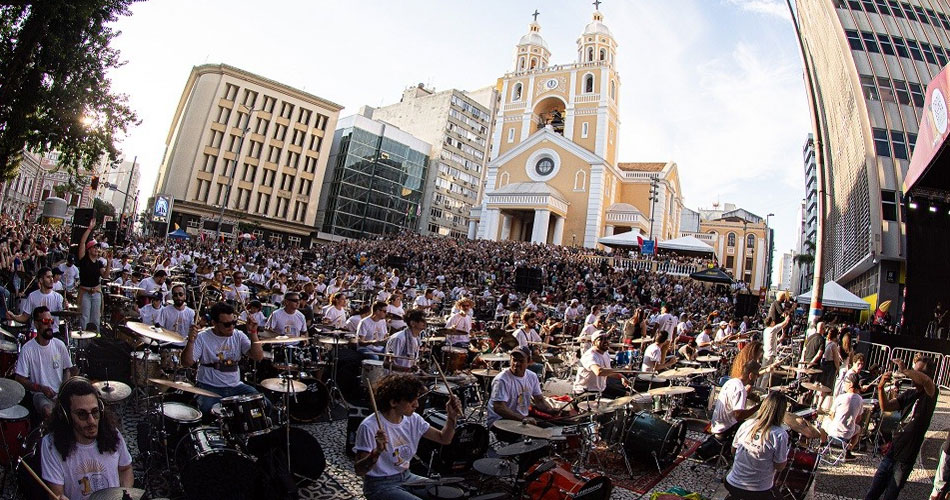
[862, 341, 892, 375]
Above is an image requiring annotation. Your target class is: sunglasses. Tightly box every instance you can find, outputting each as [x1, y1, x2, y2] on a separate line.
[39, 318, 55, 325]
[217, 320, 238, 327]
[72, 408, 101, 420]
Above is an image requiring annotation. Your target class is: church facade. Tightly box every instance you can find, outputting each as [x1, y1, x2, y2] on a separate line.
[471, 9, 684, 248]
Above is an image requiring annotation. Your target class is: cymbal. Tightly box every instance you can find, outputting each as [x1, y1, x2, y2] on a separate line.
[781, 365, 822, 375]
[528, 341, 561, 349]
[649, 386, 695, 396]
[0, 378, 25, 411]
[126, 322, 185, 344]
[318, 336, 351, 345]
[89, 488, 146, 500]
[108, 294, 133, 302]
[495, 435, 551, 454]
[659, 368, 698, 378]
[473, 457, 517, 477]
[692, 367, 717, 375]
[422, 336, 446, 343]
[272, 363, 301, 372]
[51, 309, 81, 318]
[260, 378, 307, 393]
[93, 381, 132, 403]
[471, 368, 502, 378]
[637, 374, 669, 383]
[783, 412, 821, 439]
[0, 327, 15, 340]
[480, 354, 509, 363]
[492, 420, 553, 440]
[626, 337, 653, 344]
[577, 400, 618, 415]
[71, 331, 99, 340]
[696, 355, 721, 362]
[801, 382, 831, 393]
[148, 378, 220, 398]
[402, 477, 465, 487]
[606, 394, 652, 410]
[611, 368, 647, 374]
[121, 286, 146, 292]
[255, 335, 307, 345]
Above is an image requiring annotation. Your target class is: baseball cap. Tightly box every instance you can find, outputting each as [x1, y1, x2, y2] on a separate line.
[591, 330, 608, 341]
[510, 345, 532, 359]
[85, 239, 99, 249]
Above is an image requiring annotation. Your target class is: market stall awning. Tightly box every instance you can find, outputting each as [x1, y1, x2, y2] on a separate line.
[689, 267, 734, 284]
[657, 235, 715, 254]
[598, 230, 646, 248]
[167, 228, 191, 240]
[796, 281, 870, 310]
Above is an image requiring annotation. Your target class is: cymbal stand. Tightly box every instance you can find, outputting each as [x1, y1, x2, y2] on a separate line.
[133, 338, 161, 407]
[324, 335, 349, 419]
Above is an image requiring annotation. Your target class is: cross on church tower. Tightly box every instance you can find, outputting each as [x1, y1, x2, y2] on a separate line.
[593, 0, 602, 10]
[532, 9, 540, 22]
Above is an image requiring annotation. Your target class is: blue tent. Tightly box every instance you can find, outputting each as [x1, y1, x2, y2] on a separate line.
[168, 228, 190, 240]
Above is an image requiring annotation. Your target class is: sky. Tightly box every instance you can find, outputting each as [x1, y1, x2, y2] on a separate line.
[107, 0, 811, 278]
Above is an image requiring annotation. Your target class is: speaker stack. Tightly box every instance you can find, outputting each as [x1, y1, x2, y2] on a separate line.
[514, 267, 543, 293]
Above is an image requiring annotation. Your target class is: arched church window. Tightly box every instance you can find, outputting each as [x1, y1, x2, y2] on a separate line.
[530, 57, 537, 69]
[609, 80, 616, 100]
[584, 74, 594, 94]
[599, 49, 606, 61]
[519, 56, 525, 69]
[727, 233, 736, 247]
[574, 170, 587, 191]
[587, 47, 594, 62]
[512, 83, 522, 101]
[499, 172, 510, 187]
[747, 234, 755, 248]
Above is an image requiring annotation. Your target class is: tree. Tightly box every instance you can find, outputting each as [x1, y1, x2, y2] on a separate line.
[794, 239, 816, 266]
[0, 1, 139, 180]
[93, 197, 115, 223]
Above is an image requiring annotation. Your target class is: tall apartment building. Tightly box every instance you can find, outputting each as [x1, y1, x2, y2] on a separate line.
[368, 84, 497, 238]
[795, 0, 950, 316]
[96, 159, 140, 216]
[778, 251, 797, 291]
[152, 64, 342, 246]
[798, 134, 818, 293]
[317, 113, 430, 239]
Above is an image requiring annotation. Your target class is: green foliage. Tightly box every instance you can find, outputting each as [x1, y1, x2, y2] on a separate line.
[0, 0, 140, 180]
[93, 197, 116, 222]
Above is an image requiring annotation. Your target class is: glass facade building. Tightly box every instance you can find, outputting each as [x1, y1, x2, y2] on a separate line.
[319, 114, 429, 239]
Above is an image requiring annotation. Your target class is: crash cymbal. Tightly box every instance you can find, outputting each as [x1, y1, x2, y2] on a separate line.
[801, 382, 831, 393]
[473, 457, 517, 477]
[108, 294, 133, 302]
[0, 328, 15, 340]
[577, 400, 618, 415]
[495, 436, 551, 455]
[50, 309, 81, 318]
[637, 374, 669, 383]
[528, 341, 561, 349]
[318, 336, 351, 345]
[120, 286, 146, 292]
[605, 394, 653, 410]
[649, 386, 695, 397]
[696, 355, 721, 363]
[422, 336, 446, 343]
[783, 412, 821, 439]
[260, 378, 307, 393]
[611, 368, 647, 374]
[627, 337, 653, 344]
[781, 365, 822, 375]
[255, 335, 308, 345]
[659, 368, 697, 378]
[492, 420, 553, 440]
[126, 322, 185, 344]
[402, 476, 465, 487]
[692, 367, 717, 375]
[148, 378, 220, 398]
[71, 331, 99, 340]
[470, 368, 502, 378]
[0, 378, 25, 411]
[89, 488, 146, 500]
[93, 381, 132, 403]
[480, 354, 509, 363]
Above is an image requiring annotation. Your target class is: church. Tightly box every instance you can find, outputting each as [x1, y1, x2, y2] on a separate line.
[470, 7, 685, 249]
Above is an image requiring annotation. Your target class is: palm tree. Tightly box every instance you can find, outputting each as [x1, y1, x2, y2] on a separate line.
[794, 239, 816, 266]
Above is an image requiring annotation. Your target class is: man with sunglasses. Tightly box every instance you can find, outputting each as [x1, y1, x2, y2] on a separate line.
[157, 284, 196, 347]
[264, 291, 307, 338]
[183, 301, 264, 413]
[14, 306, 76, 418]
[6, 267, 67, 323]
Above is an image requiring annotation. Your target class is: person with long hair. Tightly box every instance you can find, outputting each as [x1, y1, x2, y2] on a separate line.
[725, 391, 789, 499]
[730, 341, 764, 380]
[40, 376, 133, 499]
[354, 373, 461, 500]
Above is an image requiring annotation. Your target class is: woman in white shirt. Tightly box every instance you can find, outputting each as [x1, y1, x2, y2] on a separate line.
[726, 392, 789, 499]
[820, 372, 864, 457]
[385, 294, 406, 332]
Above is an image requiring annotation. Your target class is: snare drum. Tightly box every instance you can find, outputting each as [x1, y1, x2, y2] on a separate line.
[425, 381, 480, 411]
[175, 427, 261, 500]
[131, 351, 162, 387]
[219, 393, 271, 438]
[361, 359, 388, 389]
[0, 341, 18, 377]
[523, 460, 612, 500]
[0, 405, 30, 466]
[441, 346, 468, 373]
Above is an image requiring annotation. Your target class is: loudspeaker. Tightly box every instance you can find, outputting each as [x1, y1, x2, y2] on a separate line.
[386, 255, 408, 270]
[70, 208, 95, 255]
[104, 220, 117, 245]
[515, 267, 543, 293]
[345, 406, 371, 458]
[735, 294, 760, 318]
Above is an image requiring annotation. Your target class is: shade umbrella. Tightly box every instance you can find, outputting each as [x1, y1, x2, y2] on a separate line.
[689, 267, 734, 284]
[167, 228, 190, 240]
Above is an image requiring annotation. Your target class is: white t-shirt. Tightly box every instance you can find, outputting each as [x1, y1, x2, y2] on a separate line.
[446, 311, 472, 335]
[822, 392, 864, 440]
[486, 369, 541, 428]
[138, 277, 168, 298]
[414, 296, 433, 309]
[20, 289, 64, 316]
[385, 329, 420, 369]
[727, 420, 789, 492]
[354, 412, 430, 476]
[386, 304, 406, 330]
[15, 338, 72, 391]
[763, 325, 780, 361]
[823, 341, 838, 362]
[322, 305, 347, 329]
[238, 310, 266, 326]
[58, 264, 79, 289]
[138, 304, 162, 326]
[41, 432, 132, 500]
[514, 327, 540, 347]
[357, 317, 388, 343]
[711, 377, 747, 434]
[265, 308, 307, 337]
[158, 305, 195, 345]
[584, 313, 599, 326]
[832, 368, 857, 398]
[224, 284, 250, 303]
[641, 343, 663, 372]
[573, 348, 611, 394]
[695, 331, 712, 347]
[653, 313, 676, 334]
[191, 328, 251, 387]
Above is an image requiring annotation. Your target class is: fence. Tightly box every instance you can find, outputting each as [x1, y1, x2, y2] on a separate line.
[862, 343, 950, 391]
[581, 255, 701, 277]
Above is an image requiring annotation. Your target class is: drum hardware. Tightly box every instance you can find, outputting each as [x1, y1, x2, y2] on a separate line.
[474, 457, 517, 477]
[321, 332, 351, 420]
[0, 405, 30, 467]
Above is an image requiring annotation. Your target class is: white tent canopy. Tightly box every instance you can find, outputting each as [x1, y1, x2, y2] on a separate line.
[598, 230, 646, 248]
[656, 235, 715, 254]
[796, 281, 870, 310]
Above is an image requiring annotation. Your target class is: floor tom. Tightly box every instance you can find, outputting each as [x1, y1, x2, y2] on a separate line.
[0, 405, 30, 466]
[622, 411, 686, 467]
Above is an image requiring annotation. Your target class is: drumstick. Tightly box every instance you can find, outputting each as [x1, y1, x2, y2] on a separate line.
[17, 458, 59, 500]
[366, 378, 387, 435]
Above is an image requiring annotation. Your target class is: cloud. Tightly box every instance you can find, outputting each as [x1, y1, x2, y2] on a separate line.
[725, 0, 791, 20]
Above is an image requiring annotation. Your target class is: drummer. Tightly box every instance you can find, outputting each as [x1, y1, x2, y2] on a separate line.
[322, 292, 348, 329]
[444, 298, 473, 348]
[486, 346, 564, 442]
[353, 374, 461, 500]
[138, 269, 169, 300]
[264, 291, 307, 338]
[157, 284, 196, 347]
[820, 372, 863, 458]
[357, 301, 389, 360]
[137, 292, 164, 326]
[239, 300, 266, 334]
[7, 267, 67, 323]
[710, 360, 762, 447]
[572, 330, 631, 399]
[384, 308, 425, 371]
[14, 306, 76, 418]
[224, 271, 251, 305]
[182, 302, 265, 413]
[641, 331, 679, 374]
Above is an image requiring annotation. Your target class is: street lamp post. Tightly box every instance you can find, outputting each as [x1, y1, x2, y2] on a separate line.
[215, 107, 262, 242]
[648, 177, 660, 241]
[765, 212, 774, 291]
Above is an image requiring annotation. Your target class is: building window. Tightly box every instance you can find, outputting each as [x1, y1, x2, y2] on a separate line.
[574, 170, 586, 191]
[519, 56, 525, 69]
[890, 130, 907, 160]
[262, 96, 276, 113]
[877, 77, 895, 102]
[746, 234, 755, 248]
[861, 31, 879, 52]
[587, 47, 594, 62]
[581, 122, 589, 138]
[224, 84, 238, 101]
[726, 255, 735, 268]
[216, 106, 231, 124]
[881, 190, 898, 221]
[297, 108, 312, 125]
[530, 57, 537, 69]
[279, 102, 294, 119]
[242, 89, 258, 107]
[507, 128, 515, 143]
[745, 257, 754, 271]
[309, 134, 323, 152]
[873, 128, 890, 157]
[860, 75, 878, 100]
[876, 34, 894, 56]
[727, 233, 736, 247]
[599, 48, 606, 61]
[909, 82, 924, 107]
[512, 83, 522, 102]
[584, 74, 594, 93]
[845, 30, 862, 50]
[498, 172, 509, 187]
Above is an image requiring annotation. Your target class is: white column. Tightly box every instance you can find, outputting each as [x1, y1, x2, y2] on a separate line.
[482, 208, 500, 241]
[605, 225, 614, 236]
[500, 213, 512, 241]
[531, 209, 551, 244]
[467, 219, 477, 239]
[552, 215, 565, 246]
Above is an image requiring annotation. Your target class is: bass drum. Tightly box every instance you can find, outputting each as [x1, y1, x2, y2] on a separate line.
[284, 377, 329, 423]
[175, 427, 263, 500]
[622, 411, 686, 467]
[416, 409, 489, 474]
[245, 425, 326, 483]
[524, 460, 612, 500]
